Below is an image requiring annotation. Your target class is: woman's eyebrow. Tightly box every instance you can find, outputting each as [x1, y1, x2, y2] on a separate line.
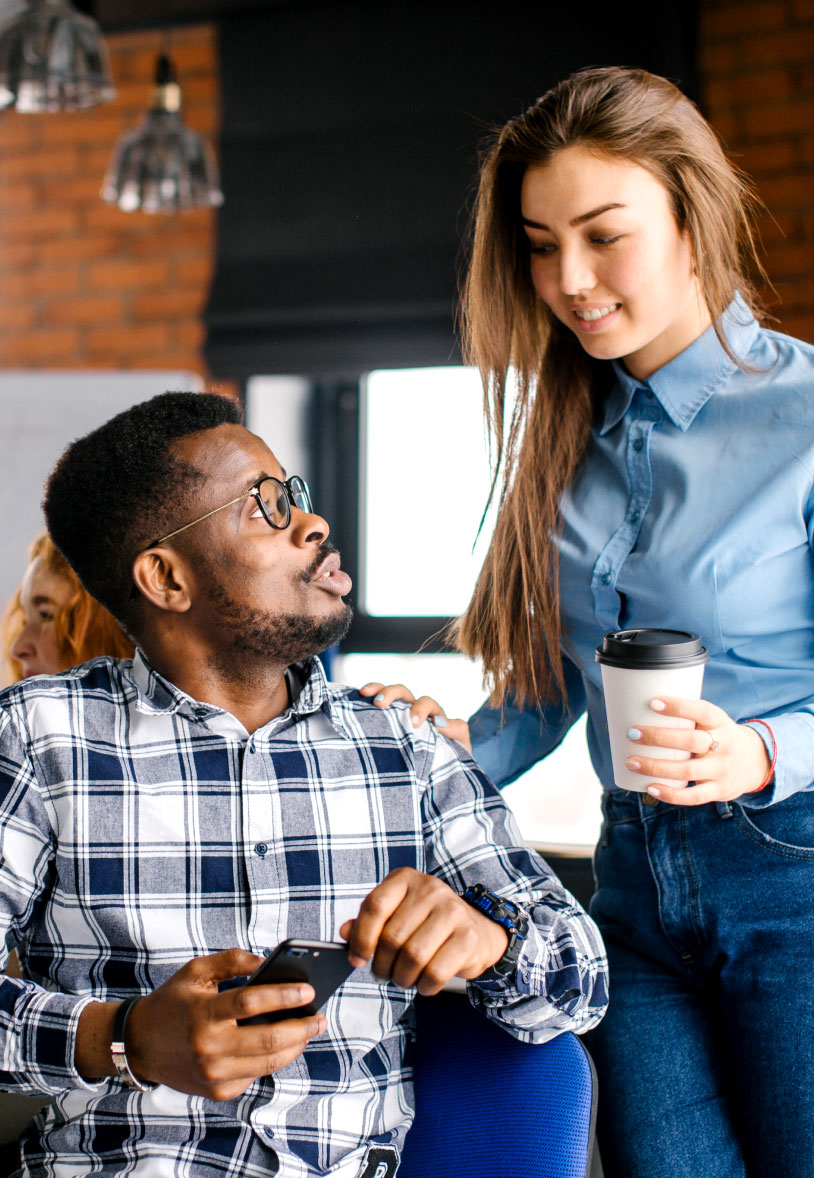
[522, 202, 626, 231]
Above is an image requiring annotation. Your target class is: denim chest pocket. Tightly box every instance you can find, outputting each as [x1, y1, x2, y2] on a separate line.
[734, 791, 814, 858]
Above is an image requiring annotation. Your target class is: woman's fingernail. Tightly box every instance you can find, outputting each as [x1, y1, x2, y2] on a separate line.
[647, 787, 661, 799]
[411, 714, 421, 726]
[650, 699, 667, 712]
[433, 715, 448, 728]
[626, 757, 642, 770]
[627, 727, 642, 741]
[373, 694, 384, 704]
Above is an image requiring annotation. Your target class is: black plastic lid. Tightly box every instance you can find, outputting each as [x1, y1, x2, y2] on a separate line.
[595, 628, 708, 669]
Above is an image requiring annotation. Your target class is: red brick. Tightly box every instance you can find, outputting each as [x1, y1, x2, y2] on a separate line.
[86, 322, 171, 357]
[177, 257, 212, 287]
[699, 41, 740, 76]
[132, 289, 205, 319]
[744, 98, 814, 137]
[743, 140, 798, 176]
[127, 228, 212, 257]
[43, 296, 124, 325]
[0, 303, 34, 330]
[127, 350, 206, 374]
[0, 268, 78, 299]
[173, 321, 206, 351]
[39, 112, 127, 147]
[0, 208, 77, 240]
[41, 176, 108, 205]
[705, 70, 794, 109]
[88, 258, 169, 290]
[0, 182, 39, 209]
[755, 173, 814, 206]
[703, 0, 791, 39]
[35, 234, 121, 264]
[0, 148, 80, 179]
[774, 311, 814, 341]
[743, 27, 814, 65]
[764, 242, 814, 275]
[0, 117, 43, 150]
[0, 328, 80, 364]
[0, 241, 37, 267]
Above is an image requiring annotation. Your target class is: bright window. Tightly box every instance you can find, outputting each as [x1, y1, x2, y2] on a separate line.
[344, 366, 603, 852]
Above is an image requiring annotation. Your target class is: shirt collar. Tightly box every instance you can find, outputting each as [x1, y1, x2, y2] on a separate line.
[599, 294, 761, 435]
[127, 649, 351, 739]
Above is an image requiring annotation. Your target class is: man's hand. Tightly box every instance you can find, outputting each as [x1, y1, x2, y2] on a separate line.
[77, 948, 327, 1102]
[339, 868, 509, 996]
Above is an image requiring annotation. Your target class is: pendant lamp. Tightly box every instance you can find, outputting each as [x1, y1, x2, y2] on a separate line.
[0, 0, 115, 112]
[101, 52, 223, 214]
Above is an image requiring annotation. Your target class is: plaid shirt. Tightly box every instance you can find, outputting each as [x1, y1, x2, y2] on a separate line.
[0, 653, 607, 1177]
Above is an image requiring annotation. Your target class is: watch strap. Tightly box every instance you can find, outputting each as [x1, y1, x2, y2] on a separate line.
[110, 996, 154, 1091]
[460, 884, 529, 981]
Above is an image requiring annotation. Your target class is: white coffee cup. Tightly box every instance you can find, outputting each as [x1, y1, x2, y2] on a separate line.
[596, 629, 709, 792]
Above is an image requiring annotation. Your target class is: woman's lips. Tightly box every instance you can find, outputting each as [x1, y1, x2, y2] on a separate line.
[572, 303, 621, 332]
[312, 553, 352, 597]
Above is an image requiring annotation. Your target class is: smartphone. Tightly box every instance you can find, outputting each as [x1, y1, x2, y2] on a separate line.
[237, 938, 355, 1026]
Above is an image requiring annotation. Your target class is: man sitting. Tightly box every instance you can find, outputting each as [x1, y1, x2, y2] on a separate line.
[0, 392, 607, 1177]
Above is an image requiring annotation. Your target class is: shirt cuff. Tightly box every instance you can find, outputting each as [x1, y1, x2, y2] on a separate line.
[740, 712, 814, 808]
[466, 918, 548, 1003]
[1, 979, 104, 1096]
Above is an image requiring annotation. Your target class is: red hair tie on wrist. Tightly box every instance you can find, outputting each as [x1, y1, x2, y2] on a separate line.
[745, 719, 777, 793]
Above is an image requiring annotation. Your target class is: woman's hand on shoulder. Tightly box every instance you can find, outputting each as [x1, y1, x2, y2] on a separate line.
[624, 696, 772, 805]
[359, 682, 472, 752]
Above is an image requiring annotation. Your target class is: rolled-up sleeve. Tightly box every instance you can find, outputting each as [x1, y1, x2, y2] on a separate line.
[414, 716, 607, 1042]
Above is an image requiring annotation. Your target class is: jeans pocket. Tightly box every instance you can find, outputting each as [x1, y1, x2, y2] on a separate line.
[733, 791, 814, 857]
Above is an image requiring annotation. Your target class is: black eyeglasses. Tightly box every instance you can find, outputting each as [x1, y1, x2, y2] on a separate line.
[148, 475, 313, 548]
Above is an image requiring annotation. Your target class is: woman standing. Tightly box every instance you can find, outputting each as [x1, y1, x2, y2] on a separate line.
[365, 67, 814, 1177]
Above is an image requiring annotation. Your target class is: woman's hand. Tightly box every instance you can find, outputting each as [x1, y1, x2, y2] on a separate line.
[359, 682, 472, 752]
[624, 696, 772, 805]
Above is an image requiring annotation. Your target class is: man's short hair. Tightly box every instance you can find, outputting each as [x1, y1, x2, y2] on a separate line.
[44, 391, 242, 638]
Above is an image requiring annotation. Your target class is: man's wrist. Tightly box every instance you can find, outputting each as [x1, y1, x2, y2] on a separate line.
[76, 1001, 121, 1081]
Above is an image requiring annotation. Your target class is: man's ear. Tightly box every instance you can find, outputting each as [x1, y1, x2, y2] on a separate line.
[132, 548, 192, 614]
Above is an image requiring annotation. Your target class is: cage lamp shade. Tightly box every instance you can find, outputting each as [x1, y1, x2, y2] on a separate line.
[101, 52, 223, 215]
[0, 0, 115, 113]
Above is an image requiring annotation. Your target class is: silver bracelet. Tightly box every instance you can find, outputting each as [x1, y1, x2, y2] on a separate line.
[110, 996, 155, 1091]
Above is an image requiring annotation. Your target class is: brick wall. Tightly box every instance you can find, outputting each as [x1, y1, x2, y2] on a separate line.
[0, 13, 810, 372]
[699, 0, 814, 342]
[0, 23, 218, 373]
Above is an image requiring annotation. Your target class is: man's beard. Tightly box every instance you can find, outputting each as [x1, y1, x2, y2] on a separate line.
[203, 551, 353, 682]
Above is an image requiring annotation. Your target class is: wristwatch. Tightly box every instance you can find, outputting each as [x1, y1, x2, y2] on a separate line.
[110, 996, 155, 1091]
[460, 883, 529, 980]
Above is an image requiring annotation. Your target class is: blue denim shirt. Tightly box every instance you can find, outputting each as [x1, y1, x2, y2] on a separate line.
[470, 298, 814, 808]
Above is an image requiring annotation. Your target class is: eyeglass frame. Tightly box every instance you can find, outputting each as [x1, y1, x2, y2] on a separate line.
[145, 474, 313, 549]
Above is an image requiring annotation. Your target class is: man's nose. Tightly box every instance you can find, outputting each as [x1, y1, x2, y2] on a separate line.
[288, 507, 330, 547]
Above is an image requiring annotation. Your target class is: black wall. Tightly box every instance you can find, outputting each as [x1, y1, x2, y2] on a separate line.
[205, 0, 698, 380]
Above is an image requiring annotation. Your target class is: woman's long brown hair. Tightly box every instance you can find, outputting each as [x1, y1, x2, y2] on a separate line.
[2, 533, 135, 685]
[456, 66, 767, 709]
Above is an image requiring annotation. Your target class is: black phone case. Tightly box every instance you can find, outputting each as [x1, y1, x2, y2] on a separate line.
[238, 939, 354, 1026]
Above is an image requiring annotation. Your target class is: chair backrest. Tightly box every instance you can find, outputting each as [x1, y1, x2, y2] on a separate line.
[398, 992, 597, 1178]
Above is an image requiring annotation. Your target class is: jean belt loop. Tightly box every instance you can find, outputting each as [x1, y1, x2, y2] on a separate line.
[715, 800, 733, 820]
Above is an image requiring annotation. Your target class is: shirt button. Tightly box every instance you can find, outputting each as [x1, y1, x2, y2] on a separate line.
[633, 438, 644, 452]
[602, 572, 612, 585]
[630, 510, 640, 524]
[254, 842, 268, 858]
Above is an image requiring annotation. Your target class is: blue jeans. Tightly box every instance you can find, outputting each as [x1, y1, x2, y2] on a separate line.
[584, 788, 814, 1178]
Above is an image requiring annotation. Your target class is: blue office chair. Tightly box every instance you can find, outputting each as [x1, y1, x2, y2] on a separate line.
[399, 991, 601, 1178]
